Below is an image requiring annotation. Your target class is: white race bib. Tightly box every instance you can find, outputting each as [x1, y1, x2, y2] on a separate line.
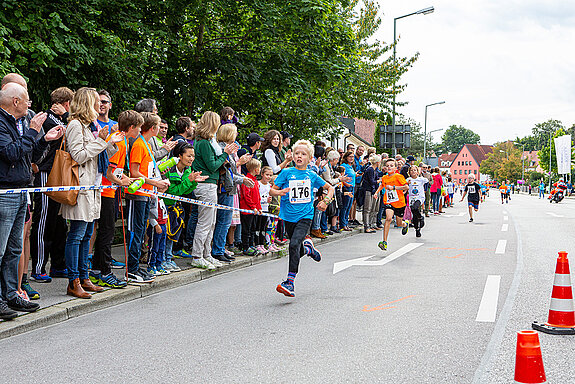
[386, 189, 399, 203]
[148, 161, 160, 181]
[112, 167, 124, 182]
[289, 179, 312, 204]
[468, 186, 476, 194]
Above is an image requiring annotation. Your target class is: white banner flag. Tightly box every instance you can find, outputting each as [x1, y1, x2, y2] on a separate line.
[554, 134, 572, 175]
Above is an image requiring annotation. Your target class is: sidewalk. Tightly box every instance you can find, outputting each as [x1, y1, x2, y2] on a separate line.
[0, 227, 361, 340]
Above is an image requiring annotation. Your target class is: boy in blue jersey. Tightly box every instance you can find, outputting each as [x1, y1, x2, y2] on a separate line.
[270, 140, 335, 297]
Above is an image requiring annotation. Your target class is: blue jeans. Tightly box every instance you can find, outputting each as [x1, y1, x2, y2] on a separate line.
[320, 211, 328, 232]
[340, 193, 354, 228]
[234, 223, 242, 246]
[312, 207, 322, 230]
[127, 199, 150, 273]
[185, 192, 198, 251]
[212, 193, 233, 256]
[539, 190, 544, 198]
[65, 220, 95, 282]
[149, 223, 166, 268]
[0, 194, 27, 301]
[431, 191, 440, 212]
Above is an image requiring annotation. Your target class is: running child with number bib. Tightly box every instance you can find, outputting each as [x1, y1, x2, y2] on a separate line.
[375, 159, 409, 251]
[460, 174, 481, 222]
[270, 140, 335, 298]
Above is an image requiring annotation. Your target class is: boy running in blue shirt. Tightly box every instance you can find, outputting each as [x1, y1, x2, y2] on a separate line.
[270, 140, 335, 297]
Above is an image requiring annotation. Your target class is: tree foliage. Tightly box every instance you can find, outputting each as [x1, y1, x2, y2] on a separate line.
[480, 141, 522, 182]
[440, 125, 480, 154]
[0, 0, 417, 141]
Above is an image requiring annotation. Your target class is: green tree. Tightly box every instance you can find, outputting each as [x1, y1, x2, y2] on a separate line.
[531, 119, 565, 150]
[480, 141, 522, 182]
[440, 125, 480, 153]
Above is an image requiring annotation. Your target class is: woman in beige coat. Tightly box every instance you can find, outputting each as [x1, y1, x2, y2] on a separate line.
[60, 87, 122, 298]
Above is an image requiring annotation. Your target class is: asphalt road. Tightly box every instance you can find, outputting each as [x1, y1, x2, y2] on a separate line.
[1, 192, 575, 383]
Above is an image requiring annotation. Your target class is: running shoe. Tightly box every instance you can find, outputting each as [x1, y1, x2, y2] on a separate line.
[173, 249, 193, 258]
[256, 245, 269, 254]
[30, 273, 52, 283]
[89, 271, 101, 285]
[49, 268, 67, 278]
[21, 282, 40, 300]
[276, 280, 295, 297]
[469, 218, 474, 222]
[416, 229, 422, 238]
[268, 244, 281, 253]
[156, 266, 171, 275]
[127, 269, 154, 283]
[190, 257, 216, 270]
[243, 247, 257, 256]
[378, 241, 388, 251]
[7, 296, 40, 312]
[0, 301, 18, 320]
[402, 224, 409, 236]
[110, 259, 126, 269]
[303, 238, 321, 262]
[147, 266, 160, 276]
[224, 248, 235, 257]
[166, 260, 182, 272]
[98, 273, 127, 288]
[205, 256, 223, 267]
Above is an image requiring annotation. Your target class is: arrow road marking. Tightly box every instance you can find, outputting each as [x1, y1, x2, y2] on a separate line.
[495, 240, 507, 254]
[476, 275, 501, 322]
[332, 242, 424, 274]
[501, 224, 508, 232]
[362, 295, 416, 312]
[546, 212, 564, 218]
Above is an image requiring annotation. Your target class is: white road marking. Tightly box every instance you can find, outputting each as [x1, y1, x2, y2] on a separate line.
[503, 216, 508, 221]
[546, 212, 564, 218]
[495, 240, 507, 254]
[502, 210, 507, 214]
[442, 212, 465, 217]
[332, 243, 424, 274]
[501, 224, 508, 232]
[476, 275, 501, 322]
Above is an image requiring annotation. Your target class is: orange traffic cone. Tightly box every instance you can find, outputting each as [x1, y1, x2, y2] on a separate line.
[532, 251, 575, 334]
[514, 330, 546, 383]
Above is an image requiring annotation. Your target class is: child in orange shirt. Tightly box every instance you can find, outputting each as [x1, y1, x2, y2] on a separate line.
[375, 159, 409, 251]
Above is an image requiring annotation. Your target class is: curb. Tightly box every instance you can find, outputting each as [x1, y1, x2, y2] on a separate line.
[0, 226, 361, 340]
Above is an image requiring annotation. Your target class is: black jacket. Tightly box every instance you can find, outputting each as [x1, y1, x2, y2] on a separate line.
[33, 109, 68, 172]
[0, 108, 48, 188]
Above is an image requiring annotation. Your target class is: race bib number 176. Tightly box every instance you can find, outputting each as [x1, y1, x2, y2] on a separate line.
[289, 179, 311, 204]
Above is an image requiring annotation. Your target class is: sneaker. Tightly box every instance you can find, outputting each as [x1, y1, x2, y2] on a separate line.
[7, 296, 40, 312]
[416, 229, 422, 238]
[127, 269, 154, 283]
[402, 224, 409, 236]
[167, 260, 182, 272]
[205, 256, 223, 267]
[156, 266, 171, 275]
[0, 301, 18, 320]
[17, 290, 30, 301]
[147, 266, 160, 276]
[89, 271, 102, 285]
[378, 241, 388, 251]
[49, 268, 67, 278]
[99, 273, 128, 288]
[303, 238, 321, 262]
[275, 239, 288, 246]
[213, 254, 232, 263]
[21, 282, 40, 300]
[268, 244, 281, 253]
[224, 248, 235, 257]
[110, 259, 126, 269]
[243, 247, 257, 256]
[190, 257, 216, 270]
[276, 280, 295, 297]
[330, 226, 341, 234]
[30, 273, 52, 283]
[257, 245, 269, 254]
[173, 249, 193, 258]
[469, 218, 474, 222]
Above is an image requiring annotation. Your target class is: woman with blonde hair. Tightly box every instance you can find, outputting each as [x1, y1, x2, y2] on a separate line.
[60, 87, 123, 298]
[190, 111, 239, 269]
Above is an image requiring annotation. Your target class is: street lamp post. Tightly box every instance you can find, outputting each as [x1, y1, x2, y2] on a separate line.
[514, 142, 525, 188]
[427, 128, 443, 162]
[392, 6, 435, 156]
[424, 101, 445, 161]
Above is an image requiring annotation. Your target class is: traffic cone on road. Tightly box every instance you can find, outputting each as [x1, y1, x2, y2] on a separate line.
[532, 251, 575, 335]
[514, 330, 546, 383]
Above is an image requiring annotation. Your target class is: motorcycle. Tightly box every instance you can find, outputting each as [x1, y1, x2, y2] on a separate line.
[549, 189, 565, 203]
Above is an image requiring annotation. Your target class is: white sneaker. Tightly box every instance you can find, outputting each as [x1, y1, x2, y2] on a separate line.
[190, 258, 216, 270]
[205, 256, 223, 267]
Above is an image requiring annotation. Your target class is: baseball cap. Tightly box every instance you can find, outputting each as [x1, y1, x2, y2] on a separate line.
[406, 155, 416, 162]
[246, 132, 264, 146]
[280, 131, 293, 140]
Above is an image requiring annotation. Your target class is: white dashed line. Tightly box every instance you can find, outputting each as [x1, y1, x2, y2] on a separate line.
[503, 216, 508, 221]
[495, 240, 507, 254]
[501, 224, 508, 232]
[476, 275, 501, 322]
[546, 212, 564, 218]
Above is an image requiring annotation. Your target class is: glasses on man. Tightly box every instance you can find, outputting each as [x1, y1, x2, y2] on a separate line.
[100, 100, 111, 105]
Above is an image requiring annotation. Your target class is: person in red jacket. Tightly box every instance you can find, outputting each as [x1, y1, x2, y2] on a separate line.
[239, 158, 262, 256]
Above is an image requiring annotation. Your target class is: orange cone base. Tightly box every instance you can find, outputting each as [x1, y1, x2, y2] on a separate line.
[532, 321, 575, 335]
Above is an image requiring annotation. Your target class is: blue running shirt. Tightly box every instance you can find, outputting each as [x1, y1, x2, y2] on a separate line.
[274, 167, 326, 222]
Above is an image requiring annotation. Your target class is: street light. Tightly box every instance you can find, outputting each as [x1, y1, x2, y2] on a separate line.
[427, 128, 443, 161]
[514, 141, 526, 187]
[424, 101, 445, 161]
[392, 6, 435, 156]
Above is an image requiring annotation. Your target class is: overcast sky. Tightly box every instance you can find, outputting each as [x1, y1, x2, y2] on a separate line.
[376, 0, 575, 146]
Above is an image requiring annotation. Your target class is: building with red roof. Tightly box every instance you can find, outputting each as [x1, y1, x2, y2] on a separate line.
[449, 144, 493, 184]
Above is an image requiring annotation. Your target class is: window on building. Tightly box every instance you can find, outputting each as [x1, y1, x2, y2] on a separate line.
[465, 170, 468, 174]
[474, 170, 477, 174]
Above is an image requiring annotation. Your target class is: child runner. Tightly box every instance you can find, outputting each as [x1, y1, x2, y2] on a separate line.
[270, 140, 335, 297]
[375, 159, 409, 251]
[460, 174, 481, 222]
[406, 165, 428, 238]
[499, 182, 508, 204]
[480, 183, 487, 202]
[257, 166, 274, 253]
